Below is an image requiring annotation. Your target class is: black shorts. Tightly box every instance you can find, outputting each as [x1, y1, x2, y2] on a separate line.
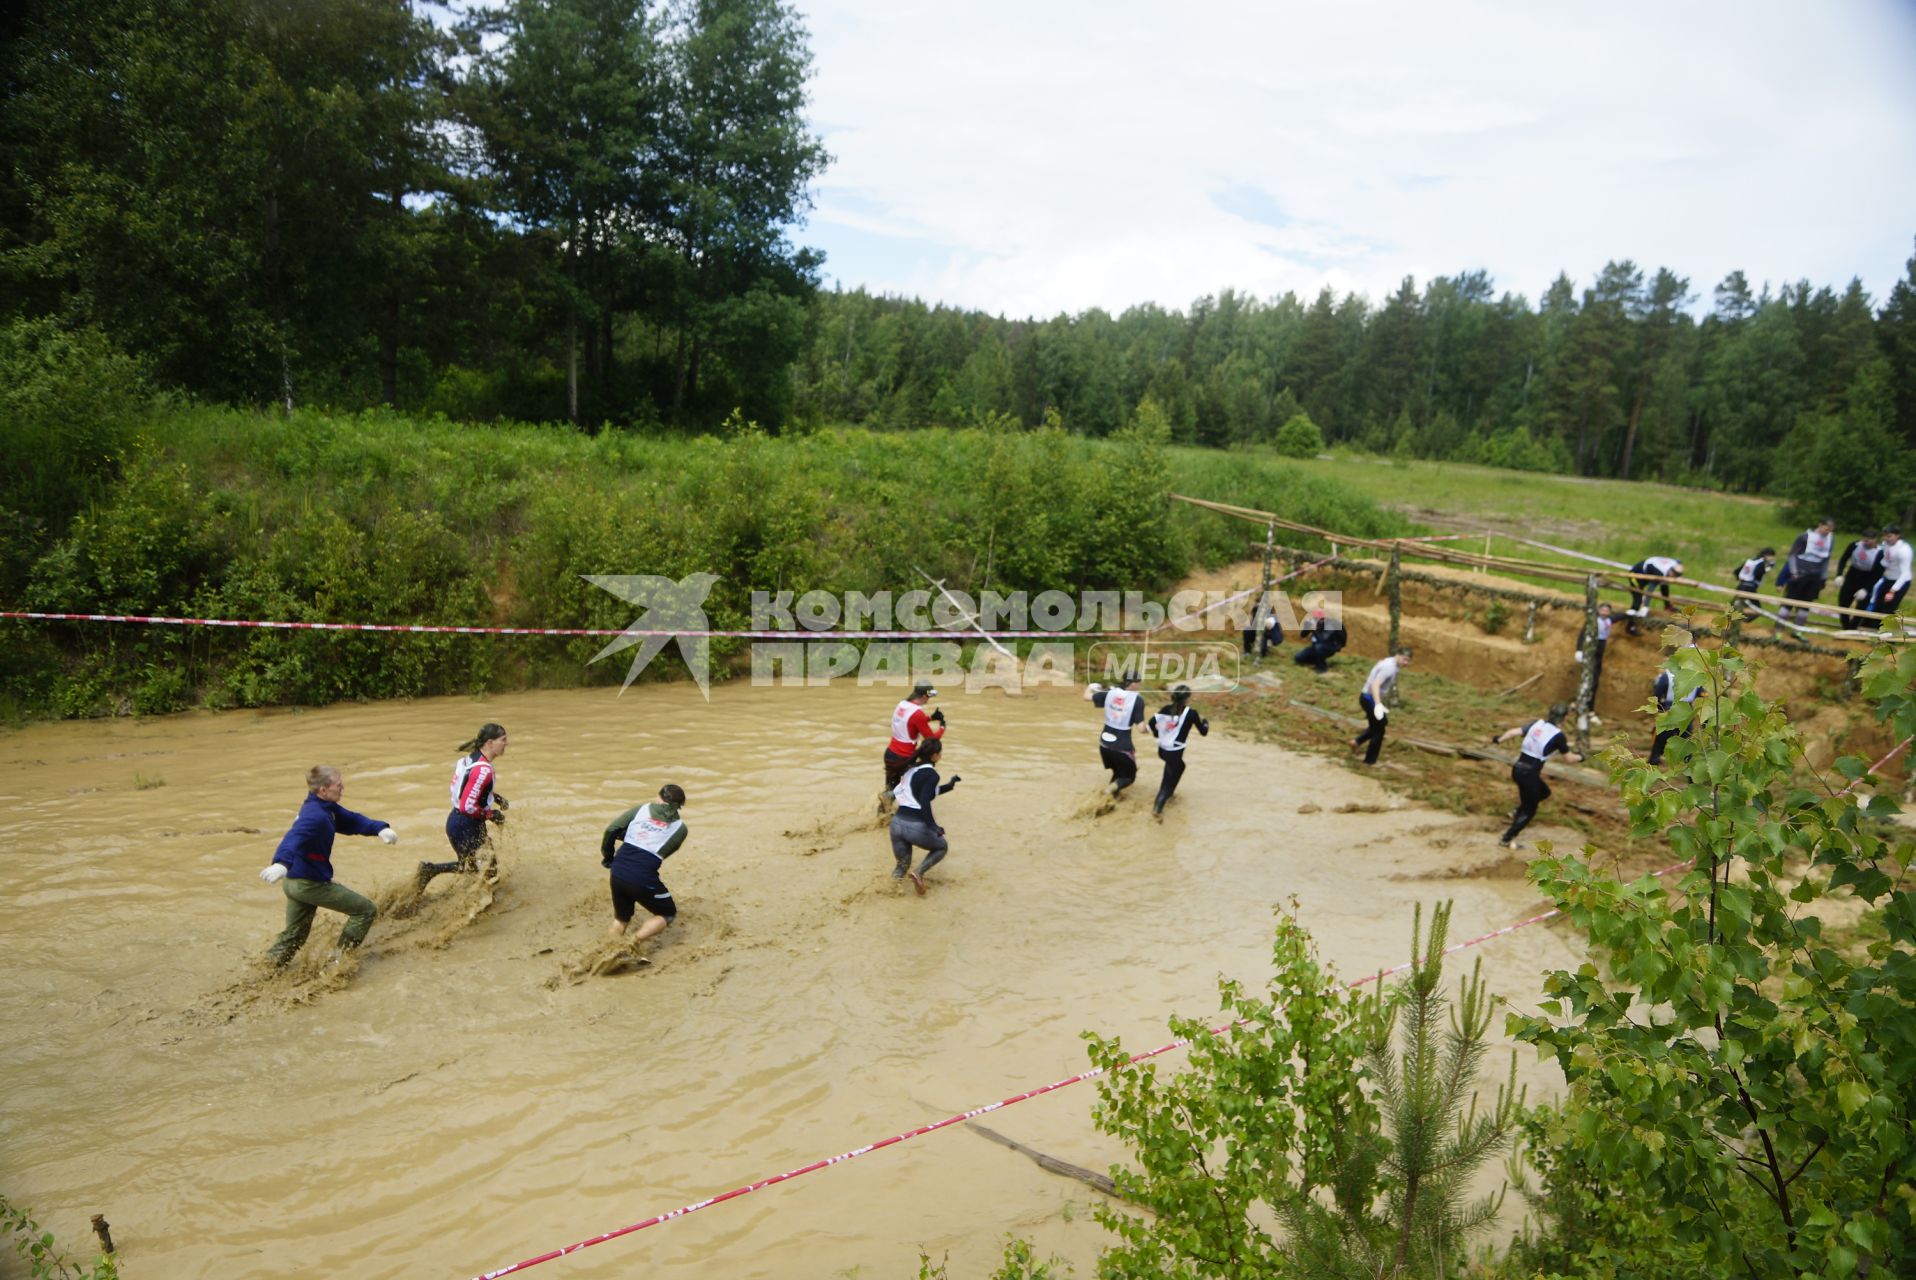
[610, 857, 675, 922]
[445, 811, 490, 859]
[884, 748, 913, 790]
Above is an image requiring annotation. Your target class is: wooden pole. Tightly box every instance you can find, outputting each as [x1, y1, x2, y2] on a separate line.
[1387, 541, 1403, 653]
[1253, 519, 1275, 662]
[1574, 573, 1600, 755]
[1523, 601, 1538, 644]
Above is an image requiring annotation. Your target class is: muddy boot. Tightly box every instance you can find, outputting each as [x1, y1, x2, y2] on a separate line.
[416, 860, 461, 888]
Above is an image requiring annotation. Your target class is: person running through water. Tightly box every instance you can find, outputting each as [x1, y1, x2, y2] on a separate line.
[1292, 606, 1345, 673]
[1648, 658, 1704, 765]
[1623, 556, 1684, 634]
[1778, 518, 1836, 625]
[601, 784, 689, 944]
[1732, 548, 1776, 615]
[1086, 674, 1145, 794]
[1489, 703, 1584, 850]
[260, 766, 397, 967]
[888, 738, 961, 895]
[1147, 685, 1210, 816]
[420, 723, 509, 887]
[1863, 526, 1912, 631]
[1834, 531, 1882, 619]
[1573, 602, 1614, 708]
[881, 684, 945, 811]
[1350, 647, 1411, 766]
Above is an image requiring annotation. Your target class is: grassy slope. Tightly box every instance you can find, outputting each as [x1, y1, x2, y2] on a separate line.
[1305, 452, 1803, 585]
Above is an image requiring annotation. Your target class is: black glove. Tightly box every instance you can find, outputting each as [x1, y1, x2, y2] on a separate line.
[930, 708, 946, 725]
[492, 794, 510, 811]
[600, 853, 614, 868]
[489, 809, 507, 825]
[1199, 718, 1210, 733]
[947, 775, 962, 786]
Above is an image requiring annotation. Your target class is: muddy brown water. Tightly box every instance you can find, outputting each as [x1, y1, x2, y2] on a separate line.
[0, 680, 1585, 1279]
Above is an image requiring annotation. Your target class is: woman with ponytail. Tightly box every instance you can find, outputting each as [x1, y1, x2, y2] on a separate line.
[887, 737, 961, 895]
[419, 723, 509, 887]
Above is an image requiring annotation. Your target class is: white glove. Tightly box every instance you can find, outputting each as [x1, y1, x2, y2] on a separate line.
[1377, 705, 1388, 720]
[379, 827, 398, 845]
[1573, 650, 1584, 664]
[260, 864, 288, 884]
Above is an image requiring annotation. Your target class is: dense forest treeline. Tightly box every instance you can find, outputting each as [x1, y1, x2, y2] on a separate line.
[797, 259, 1916, 521]
[4, 1, 1914, 522]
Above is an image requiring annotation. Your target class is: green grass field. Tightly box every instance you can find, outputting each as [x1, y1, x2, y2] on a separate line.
[1286, 451, 1806, 599]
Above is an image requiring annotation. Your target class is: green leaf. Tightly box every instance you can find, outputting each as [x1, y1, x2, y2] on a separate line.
[1836, 1080, 1870, 1116]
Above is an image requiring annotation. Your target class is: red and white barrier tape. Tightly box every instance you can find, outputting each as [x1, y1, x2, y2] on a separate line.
[470, 850, 1711, 1279]
[474, 724, 1916, 1278]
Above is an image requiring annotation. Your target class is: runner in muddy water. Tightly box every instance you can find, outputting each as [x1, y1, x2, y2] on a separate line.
[1147, 685, 1209, 816]
[1087, 675, 1145, 794]
[1350, 648, 1410, 766]
[419, 723, 508, 888]
[601, 784, 690, 941]
[260, 765, 397, 966]
[1489, 703, 1583, 850]
[888, 738, 960, 894]
[880, 684, 945, 811]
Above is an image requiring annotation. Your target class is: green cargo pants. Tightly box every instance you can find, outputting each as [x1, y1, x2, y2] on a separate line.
[267, 878, 377, 966]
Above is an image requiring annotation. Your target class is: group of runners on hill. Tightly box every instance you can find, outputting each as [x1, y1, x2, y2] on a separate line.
[258, 517, 1906, 968]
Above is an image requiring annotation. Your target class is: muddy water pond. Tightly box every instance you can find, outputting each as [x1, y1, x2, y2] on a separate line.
[0, 680, 1581, 1278]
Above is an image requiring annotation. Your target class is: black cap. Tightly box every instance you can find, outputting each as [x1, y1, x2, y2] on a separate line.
[912, 683, 937, 699]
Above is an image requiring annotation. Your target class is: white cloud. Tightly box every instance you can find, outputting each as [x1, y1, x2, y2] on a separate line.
[795, 0, 1916, 316]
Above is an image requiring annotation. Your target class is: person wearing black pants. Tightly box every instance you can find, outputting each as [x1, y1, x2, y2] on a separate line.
[887, 739, 960, 894]
[1147, 685, 1210, 816]
[1778, 519, 1836, 625]
[601, 783, 690, 943]
[1834, 532, 1882, 617]
[1624, 556, 1684, 634]
[1293, 607, 1346, 673]
[1489, 704, 1583, 849]
[1350, 648, 1411, 765]
[1087, 675, 1146, 794]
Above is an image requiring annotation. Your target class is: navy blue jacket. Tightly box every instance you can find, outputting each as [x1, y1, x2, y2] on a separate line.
[272, 794, 387, 882]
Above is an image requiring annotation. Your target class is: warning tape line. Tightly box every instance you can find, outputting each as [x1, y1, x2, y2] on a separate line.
[475, 722, 1916, 1277]
[468, 855, 1698, 1279]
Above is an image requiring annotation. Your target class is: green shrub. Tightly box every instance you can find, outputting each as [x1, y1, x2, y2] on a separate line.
[1272, 412, 1326, 458]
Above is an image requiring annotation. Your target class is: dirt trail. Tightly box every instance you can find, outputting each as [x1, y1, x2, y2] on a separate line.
[1, 681, 1585, 1279]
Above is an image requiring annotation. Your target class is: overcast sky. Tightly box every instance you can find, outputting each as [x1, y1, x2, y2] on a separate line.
[795, 0, 1916, 319]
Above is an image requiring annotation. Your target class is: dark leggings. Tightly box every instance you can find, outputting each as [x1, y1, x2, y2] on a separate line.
[1154, 750, 1187, 808]
[1648, 720, 1693, 765]
[1353, 694, 1387, 764]
[1501, 765, 1550, 844]
[889, 814, 948, 876]
[1101, 744, 1138, 790]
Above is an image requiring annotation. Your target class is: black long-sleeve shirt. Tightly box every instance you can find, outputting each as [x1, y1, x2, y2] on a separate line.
[894, 764, 957, 827]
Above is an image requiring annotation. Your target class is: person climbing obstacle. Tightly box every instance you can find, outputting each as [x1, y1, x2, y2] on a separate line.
[1623, 556, 1684, 634]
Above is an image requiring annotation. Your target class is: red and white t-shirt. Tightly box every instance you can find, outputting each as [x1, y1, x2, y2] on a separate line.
[886, 699, 942, 756]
